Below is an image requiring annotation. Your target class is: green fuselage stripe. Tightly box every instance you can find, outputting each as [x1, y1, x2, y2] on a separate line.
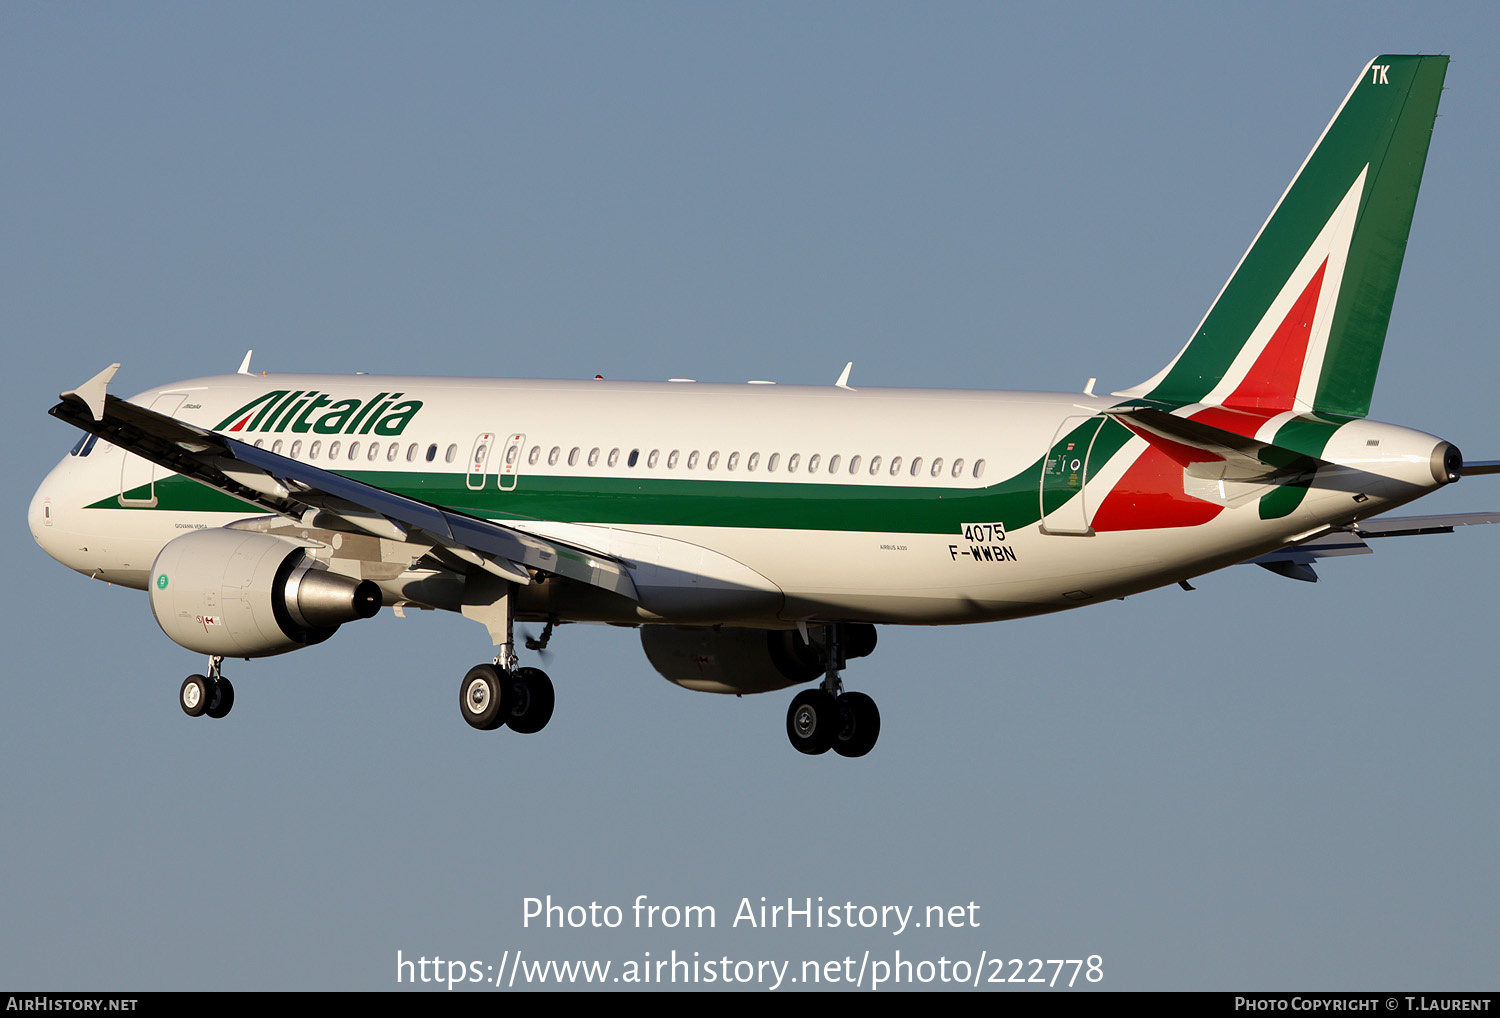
[98, 457, 1057, 535]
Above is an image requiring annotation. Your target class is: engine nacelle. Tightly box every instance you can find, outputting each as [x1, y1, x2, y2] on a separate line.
[641, 623, 876, 694]
[149, 529, 381, 657]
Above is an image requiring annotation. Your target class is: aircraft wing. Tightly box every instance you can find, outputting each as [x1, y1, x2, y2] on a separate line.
[49, 365, 638, 600]
[1245, 512, 1500, 581]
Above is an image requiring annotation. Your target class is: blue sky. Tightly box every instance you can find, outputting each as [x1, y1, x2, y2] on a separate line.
[4, 3, 1497, 991]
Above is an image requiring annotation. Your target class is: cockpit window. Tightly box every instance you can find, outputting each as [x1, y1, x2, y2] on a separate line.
[69, 434, 100, 457]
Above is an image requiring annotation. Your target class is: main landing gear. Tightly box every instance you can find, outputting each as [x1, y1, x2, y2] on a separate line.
[460, 663, 555, 734]
[459, 590, 555, 735]
[785, 624, 880, 758]
[180, 656, 234, 719]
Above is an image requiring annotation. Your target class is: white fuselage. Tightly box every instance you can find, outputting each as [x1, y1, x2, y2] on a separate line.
[29, 372, 1453, 628]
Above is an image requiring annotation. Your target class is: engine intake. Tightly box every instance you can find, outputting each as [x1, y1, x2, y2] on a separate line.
[149, 528, 381, 657]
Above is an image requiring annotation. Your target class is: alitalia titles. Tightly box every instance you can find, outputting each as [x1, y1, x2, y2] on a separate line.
[214, 390, 424, 437]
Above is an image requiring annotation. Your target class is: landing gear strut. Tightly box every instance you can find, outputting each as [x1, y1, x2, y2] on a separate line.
[181, 656, 234, 719]
[785, 624, 880, 757]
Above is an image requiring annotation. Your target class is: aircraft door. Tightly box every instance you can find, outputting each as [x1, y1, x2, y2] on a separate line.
[467, 433, 495, 490]
[498, 433, 525, 491]
[119, 393, 186, 506]
[1039, 415, 1105, 536]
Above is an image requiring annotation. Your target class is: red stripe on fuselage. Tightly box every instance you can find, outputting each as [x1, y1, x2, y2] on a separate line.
[1091, 429, 1223, 532]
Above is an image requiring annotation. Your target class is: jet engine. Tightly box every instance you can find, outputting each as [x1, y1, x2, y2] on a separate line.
[640, 623, 876, 694]
[149, 528, 381, 657]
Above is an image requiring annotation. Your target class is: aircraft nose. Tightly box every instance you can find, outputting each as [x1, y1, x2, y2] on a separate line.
[29, 477, 53, 544]
[30, 460, 73, 566]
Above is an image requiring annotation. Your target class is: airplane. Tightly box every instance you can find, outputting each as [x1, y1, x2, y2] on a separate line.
[28, 54, 1499, 758]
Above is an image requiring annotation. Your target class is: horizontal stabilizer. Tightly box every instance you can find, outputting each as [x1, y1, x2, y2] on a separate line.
[1244, 511, 1500, 577]
[1354, 511, 1500, 537]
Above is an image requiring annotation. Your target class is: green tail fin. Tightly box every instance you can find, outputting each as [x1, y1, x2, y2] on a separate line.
[1123, 55, 1448, 418]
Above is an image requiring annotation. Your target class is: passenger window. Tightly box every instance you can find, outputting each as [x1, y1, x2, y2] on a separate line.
[951, 458, 964, 478]
[787, 453, 799, 473]
[848, 455, 861, 475]
[568, 447, 579, 467]
[385, 442, 398, 462]
[427, 444, 438, 462]
[868, 456, 880, 475]
[890, 456, 902, 476]
[930, 457, 943, 477]
[310, 441, 322, 459]
[973, 459, 986, 479]
[588, 447, 599, 467]
[628, 449, 639, 467]
[828, 454, 841, 474]
[291, 440, 303, 458]
[407, 443, 418, 462]
[667, 450, 680, 469]
[348, 441, 361, 461]
[528, 446, 540, 466]
[727, 451, 739, 471]
[910, 457, 922, 477]
[329, 441, 341, 459]
[445, 444, 458, 464]
[369, 443, 381, 462]
[506, 445, 519, 465]
[271, 439, 283, 454]
[807, 454, 819, 473]
[254, 439, 265, 449]
[747, 452, 759, 471]
[767, 452, 779, 472]
[548, 446, 560, 466]
[608, 448, 620, 468]
[687, 450, 699, 469]
[647, 449, 659, 468]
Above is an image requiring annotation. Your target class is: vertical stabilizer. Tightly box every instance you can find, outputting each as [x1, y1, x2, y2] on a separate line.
[1120, 55, 1448, 418]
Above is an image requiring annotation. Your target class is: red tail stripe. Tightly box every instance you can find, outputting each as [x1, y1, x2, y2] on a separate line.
[1222, 258, 1328, 411]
